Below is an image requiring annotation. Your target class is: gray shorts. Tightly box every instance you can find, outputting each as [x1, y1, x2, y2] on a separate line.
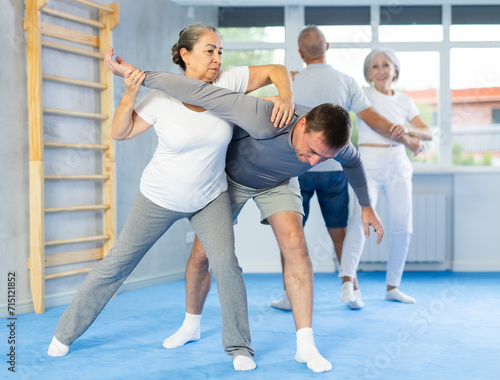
[228, 176, 304, 225]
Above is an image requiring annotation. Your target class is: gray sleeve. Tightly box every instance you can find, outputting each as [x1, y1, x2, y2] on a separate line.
[143, 71, 277, 139]
[334, 142, 371, 207]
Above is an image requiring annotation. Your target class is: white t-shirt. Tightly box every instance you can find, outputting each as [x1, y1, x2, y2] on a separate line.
[292, 63, 371, 172]
[358, 86, 420, 145]
[135, 66, 249, 212]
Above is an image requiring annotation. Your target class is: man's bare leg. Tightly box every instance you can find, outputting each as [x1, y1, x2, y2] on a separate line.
[273, 226, 362, 310]
[267, 211, 332, 373]
[163, 236, 211, 348]
[186, 236, 212, 315]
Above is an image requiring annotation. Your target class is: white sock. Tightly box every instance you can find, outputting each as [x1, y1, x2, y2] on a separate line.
[47, 336, 69, 357]
[233, 355, 257, 371]
[349, 289, 365, 310]
[385, 288, 416, 303]
[340, 281, 355, 304]
[163, 312, 201, 349]
[271, 290, 292, 311]
[295, 327, 333, 373]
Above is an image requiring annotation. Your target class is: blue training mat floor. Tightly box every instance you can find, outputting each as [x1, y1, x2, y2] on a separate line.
[2, 272, 500, 379]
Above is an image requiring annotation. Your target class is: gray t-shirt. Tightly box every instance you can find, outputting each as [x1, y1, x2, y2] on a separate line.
[143, 71, 371, 206]
[293, 63, 371, 172]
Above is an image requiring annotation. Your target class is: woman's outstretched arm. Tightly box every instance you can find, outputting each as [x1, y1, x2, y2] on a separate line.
[104, 47, 290, 138]
[142, 71, 281, 139]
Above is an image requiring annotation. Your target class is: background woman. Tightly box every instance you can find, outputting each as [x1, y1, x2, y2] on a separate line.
[339, 49, 432, 307]
[47, 23, 293, 372]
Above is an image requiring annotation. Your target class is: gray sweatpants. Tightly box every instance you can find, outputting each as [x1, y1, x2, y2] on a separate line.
[54, 191, 253, 359]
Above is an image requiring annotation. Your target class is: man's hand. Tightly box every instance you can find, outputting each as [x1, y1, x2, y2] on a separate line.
[361, 205, 384, 244]
[259, 94, 294, 128]
[389, 124, 407, 140]
[104, 47, 138, 77]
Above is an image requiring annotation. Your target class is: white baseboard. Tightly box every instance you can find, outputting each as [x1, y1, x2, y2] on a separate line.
[0, 271, 185, 318]
[242, 261, 336, 273]
[312, 261, 336, 273]
[241, 262, 283, 273]
[452, 260, 500, 272]
[358, 262, 450, 272]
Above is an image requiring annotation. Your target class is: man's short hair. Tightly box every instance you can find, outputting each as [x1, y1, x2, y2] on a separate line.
[304, 103, 352, 149]
[298, 25, 327, 61]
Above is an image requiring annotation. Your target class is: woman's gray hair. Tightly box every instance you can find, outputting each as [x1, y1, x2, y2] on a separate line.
[363, 49, 400, 84]
[171, 23, 218, 71]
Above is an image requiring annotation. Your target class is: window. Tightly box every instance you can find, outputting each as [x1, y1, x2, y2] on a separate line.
[217, 4, 500, 169]
[493, 109, 500, 124]
[218, 7, 285, 98]
[396, 52, 440, 164]
[222, 49, 285, 97]
[324, 48, 370, 86]
[378, 6, 443, 42]
[306, 6, 371, 43]
[451, 5, 500, 42]
[219, 7, 284, 28]
[450, 48, 500, 166]
[449, 5, 500, 166]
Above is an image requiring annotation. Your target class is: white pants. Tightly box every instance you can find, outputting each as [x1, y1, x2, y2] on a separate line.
[340, 145, 413, 287]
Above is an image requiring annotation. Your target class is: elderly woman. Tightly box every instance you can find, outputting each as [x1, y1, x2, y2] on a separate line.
[339, 49, 432, 307]
[47, 23, 294, 372]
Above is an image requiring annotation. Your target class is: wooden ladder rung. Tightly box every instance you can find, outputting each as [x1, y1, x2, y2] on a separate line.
[45, 234, 110, 247]
[45, 267, 93, 280]
[71, 0, 116, 13]
[44, 141, 109, 150]
[46, 248, 104, 267]
[42, 7, 105, 29]
[45, 174, 110, 180]
[42, 40, 103, 59]
[41, 22, 99, 48]
[43, 74, 107, 89]
[43, 108, 108, 120]
[45, 204, 110, 213]
[27, 248, 104, 269]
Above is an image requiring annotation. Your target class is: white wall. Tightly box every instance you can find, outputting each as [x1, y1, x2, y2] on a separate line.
[453, 173, 500, 271]
[234, 171, 500, 274]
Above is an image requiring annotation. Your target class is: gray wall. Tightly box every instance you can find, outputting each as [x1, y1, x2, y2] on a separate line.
[0, 0, 217, 316]
[1, 0, 31, 310]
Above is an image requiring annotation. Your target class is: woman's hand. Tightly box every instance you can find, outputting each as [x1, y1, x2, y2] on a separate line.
[104, 47, 138, 78]
[413, 140, 425, 156]
[124, 69, 146, 98]
[401, 135, 424, 156]
[259, 94, 294, 128]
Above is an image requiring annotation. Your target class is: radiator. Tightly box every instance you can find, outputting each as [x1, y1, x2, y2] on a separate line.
[360, 194, 446, 263]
